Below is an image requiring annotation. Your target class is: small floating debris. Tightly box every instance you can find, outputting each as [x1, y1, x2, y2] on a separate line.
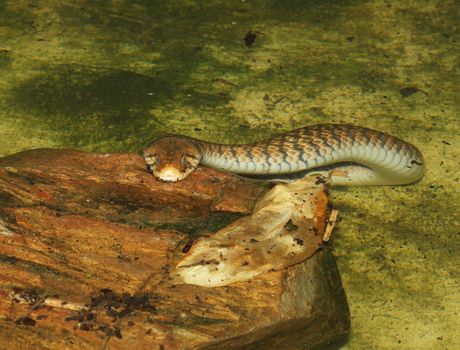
[244, 30, 257, 47]
[399, 86, 426, 97]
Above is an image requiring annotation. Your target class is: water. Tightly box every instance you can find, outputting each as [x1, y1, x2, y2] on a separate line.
[0, 1, 459, 348]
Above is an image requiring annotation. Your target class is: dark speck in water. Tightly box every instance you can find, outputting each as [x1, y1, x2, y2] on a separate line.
[399, 87, 420, 97]
[244, 31, 257, 47]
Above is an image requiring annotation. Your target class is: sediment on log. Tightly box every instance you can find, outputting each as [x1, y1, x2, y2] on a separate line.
[0, 149, 349, 350]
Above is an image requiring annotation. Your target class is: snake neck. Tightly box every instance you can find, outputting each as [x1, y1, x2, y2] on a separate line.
[199, 141, 283, 174]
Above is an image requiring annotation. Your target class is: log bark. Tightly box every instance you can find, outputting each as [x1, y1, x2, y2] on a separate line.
[0, 149, 349, 349]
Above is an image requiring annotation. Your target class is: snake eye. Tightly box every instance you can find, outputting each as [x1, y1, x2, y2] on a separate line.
[145, 154, 160, 173]
[180, 154, 189, 168]
[181, 154, 198, 169]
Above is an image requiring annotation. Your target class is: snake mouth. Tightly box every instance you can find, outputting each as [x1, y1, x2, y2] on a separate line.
[151, 165, 188, 182]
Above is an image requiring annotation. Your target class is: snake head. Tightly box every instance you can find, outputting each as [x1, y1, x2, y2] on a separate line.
[143, 136, 202, 182]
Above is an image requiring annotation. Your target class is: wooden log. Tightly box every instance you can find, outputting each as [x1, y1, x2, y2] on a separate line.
[0, 149, 349, 349]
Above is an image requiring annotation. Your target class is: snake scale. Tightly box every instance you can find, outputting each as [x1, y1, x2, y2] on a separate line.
[143, 124, 424, 186]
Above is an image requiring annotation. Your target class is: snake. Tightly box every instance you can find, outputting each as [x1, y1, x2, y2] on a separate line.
[143, 124, 424, 186]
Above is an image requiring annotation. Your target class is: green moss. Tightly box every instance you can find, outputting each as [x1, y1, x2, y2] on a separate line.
[0, 52, 11, 68]
[12, 67, 171, 116]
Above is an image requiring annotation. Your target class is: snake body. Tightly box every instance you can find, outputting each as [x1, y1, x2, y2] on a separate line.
[143, 124, 424, 185]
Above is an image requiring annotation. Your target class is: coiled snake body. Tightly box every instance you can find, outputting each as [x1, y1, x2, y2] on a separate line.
[143, 124, 424, 186]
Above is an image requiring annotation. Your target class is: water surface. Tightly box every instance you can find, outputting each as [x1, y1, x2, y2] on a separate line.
[0, 1, 458, 348]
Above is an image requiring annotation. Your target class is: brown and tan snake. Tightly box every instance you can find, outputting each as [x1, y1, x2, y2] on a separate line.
[143, 124, 424, 186]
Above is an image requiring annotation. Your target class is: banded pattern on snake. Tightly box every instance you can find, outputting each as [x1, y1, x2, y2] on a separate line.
[143, 124, 424, 186]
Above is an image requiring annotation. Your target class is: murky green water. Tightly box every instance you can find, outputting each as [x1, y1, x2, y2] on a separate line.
[1, 1, 458, 349]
